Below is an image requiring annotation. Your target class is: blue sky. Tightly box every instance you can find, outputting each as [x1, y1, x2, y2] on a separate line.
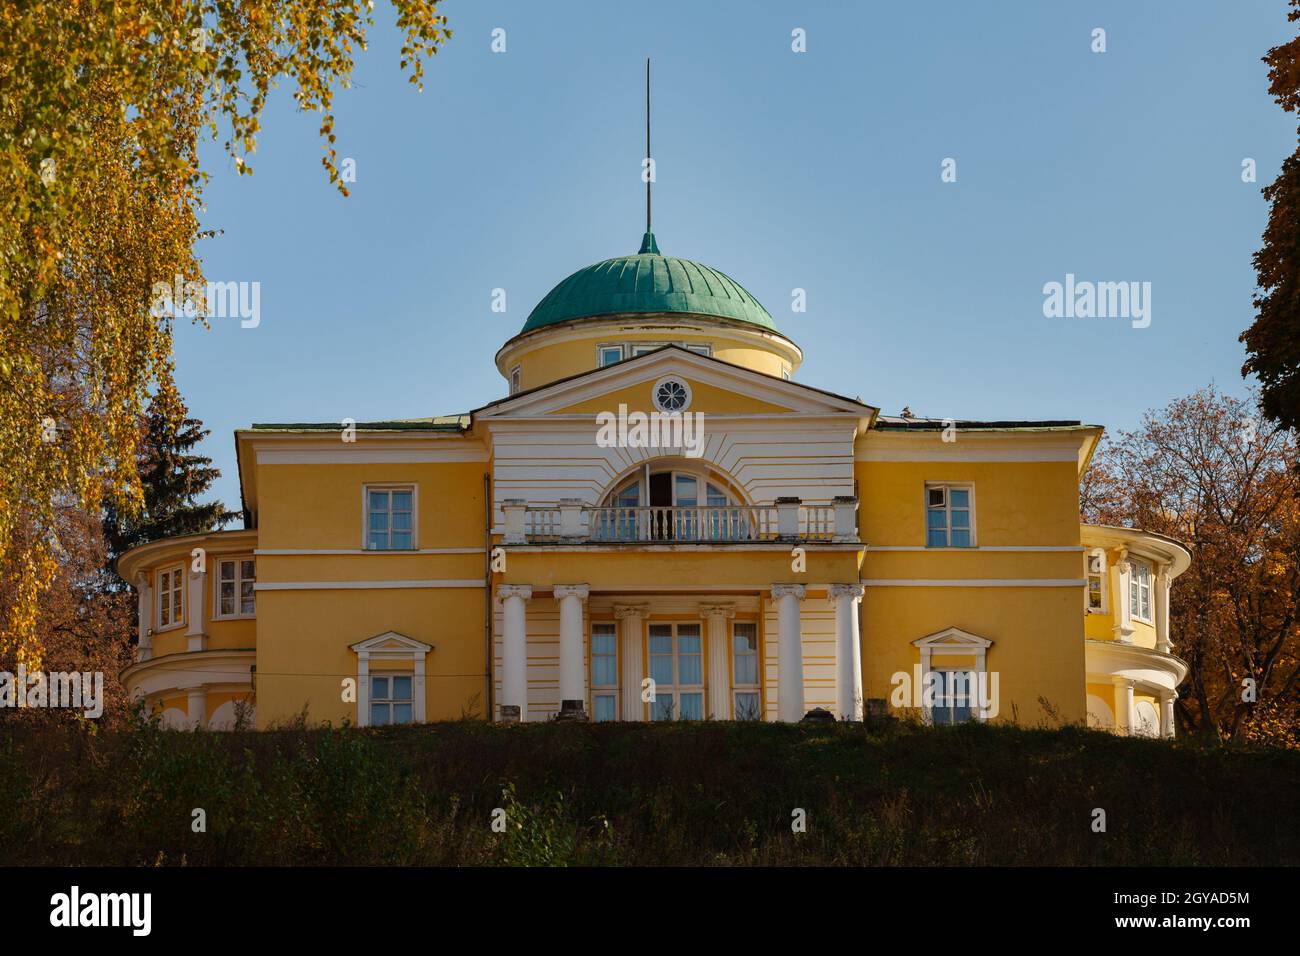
[179, 0, 1296, 515]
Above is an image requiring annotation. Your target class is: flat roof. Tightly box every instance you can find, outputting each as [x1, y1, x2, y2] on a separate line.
[246, 416, 470, 433]
[874, 416, 1094, 432]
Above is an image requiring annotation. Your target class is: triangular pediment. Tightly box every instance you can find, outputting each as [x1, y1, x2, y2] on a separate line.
[350, 631, 433, 655]
[913, 627, 993, 651]
[474, 347, 877, 421]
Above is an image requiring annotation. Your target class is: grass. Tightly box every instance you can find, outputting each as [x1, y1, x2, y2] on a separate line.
[2, 717, 1297, 866]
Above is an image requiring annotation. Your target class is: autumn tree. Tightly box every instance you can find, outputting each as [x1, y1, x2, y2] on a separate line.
[1082, 386, 1300, 745]
[1242, 0, 1300, 430]
[0, 505, 135, 728]
[0, 1, 452, 668]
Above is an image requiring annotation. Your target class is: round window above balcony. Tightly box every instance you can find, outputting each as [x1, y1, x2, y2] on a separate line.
[653, 377, 691, 413]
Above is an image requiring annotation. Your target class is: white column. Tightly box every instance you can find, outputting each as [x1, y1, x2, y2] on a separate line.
[1155, 565, 1172, 654]
[555, 585, 590, 715]
[830, 583, 865, 720]
[616, 604, 648, 721]
[413, 650, 427, 725]
[186, 686, 206, 729]
[1160, 691, 1176, 739]
[1112, 677, 1134, 736]
[1113, 550, 1134, 642]
[356, 651, 371, 726]
[186, 563, 207, 652]
[498, 585, 532, 722]
[701, 604, 735, 719]
[135, 573, 153, 662]
[771, 584, 806, 722]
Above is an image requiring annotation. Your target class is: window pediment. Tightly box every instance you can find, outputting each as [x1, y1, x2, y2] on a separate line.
[912, 627, 993, 653]
[350, 631, 433, 656]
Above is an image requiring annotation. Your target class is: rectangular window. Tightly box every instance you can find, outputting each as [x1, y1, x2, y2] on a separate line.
[509, 366, 521, 394]
[683, 343, 712, 357]
[1086, 551, 1105, 613]
[597, 345, 624, 367]
[370, 674, 413, 726]
[590, 622, 618, 721]
[648, 623, 704, 721]
[1130, 559, 1152, 622]
[365, 486, 415, 550]
[157, 566, 184, 629]
[630, 343, 660, 357]
[732, 622, 761, 720]
[925, 483, 974, 548]
[215, 557, 256, 618]
[930, 670, 974, 725]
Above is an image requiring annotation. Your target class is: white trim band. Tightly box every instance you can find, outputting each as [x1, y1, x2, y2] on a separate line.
[862, 578, 1087, 588]
[255, 579, 483, 591]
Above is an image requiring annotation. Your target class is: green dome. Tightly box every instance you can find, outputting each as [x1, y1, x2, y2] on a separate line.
[521, 232, 778, 334]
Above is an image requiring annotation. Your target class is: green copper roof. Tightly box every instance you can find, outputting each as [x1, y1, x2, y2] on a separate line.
[521, 232, 778, 334]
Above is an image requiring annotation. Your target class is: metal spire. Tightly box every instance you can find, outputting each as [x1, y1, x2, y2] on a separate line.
[640, 58, 659, 254]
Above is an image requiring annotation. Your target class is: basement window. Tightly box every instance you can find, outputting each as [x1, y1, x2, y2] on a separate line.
[370, 674, 413, 726]
[930, 670, 975, 725]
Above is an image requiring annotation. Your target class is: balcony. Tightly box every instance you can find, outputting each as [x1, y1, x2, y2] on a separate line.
[501, 496, 859, 545]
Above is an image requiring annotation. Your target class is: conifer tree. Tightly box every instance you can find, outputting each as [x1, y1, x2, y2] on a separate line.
[103, 390, 237, 586]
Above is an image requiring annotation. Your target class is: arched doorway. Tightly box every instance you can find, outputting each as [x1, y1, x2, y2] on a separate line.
[595, 460, 751, 542]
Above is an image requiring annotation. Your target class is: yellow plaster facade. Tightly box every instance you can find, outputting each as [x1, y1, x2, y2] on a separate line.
[119, 237, 1190, 735]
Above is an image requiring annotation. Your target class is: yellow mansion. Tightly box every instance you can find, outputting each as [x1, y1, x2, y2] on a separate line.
[118, 229, 1190, 736]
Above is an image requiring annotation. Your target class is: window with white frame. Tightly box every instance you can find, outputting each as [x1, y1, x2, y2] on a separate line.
[597, 345, 624, 368]
[925, 483, 974, 548]
[648, 623, 704, 720]
[509, 366, 521, 394]
[1086, 549, 1106, 613]
[365, 486, 415, 550]
[215, 557, 256, 618]
[682, 343, 712, 357]
[629, 343, 660, 357]
[929, 669, 975, 725]
[369, 674, 413, 725]
[590, 623, 618, 721]
[732, 621, 761, 720]
[1129, 559, 1153, 622]
[157, 566, 184, 630]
